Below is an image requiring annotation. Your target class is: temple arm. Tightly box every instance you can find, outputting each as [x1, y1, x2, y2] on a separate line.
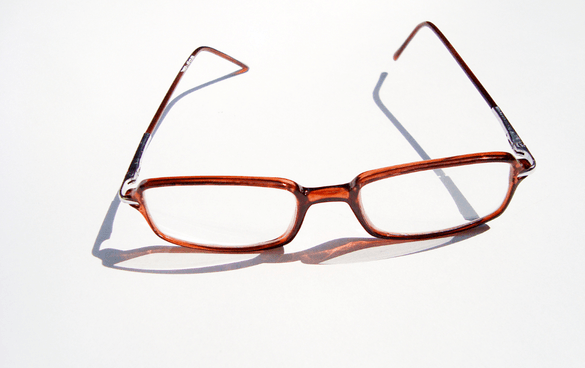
[394, 22, 535, 176]
[119, 47, 249, 204]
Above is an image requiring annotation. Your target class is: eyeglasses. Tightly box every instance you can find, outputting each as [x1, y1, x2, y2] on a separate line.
[118, 21, 535, 252]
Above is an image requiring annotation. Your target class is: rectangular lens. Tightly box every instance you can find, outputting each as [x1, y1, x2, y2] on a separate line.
[142, 185, 298, 248]
[359, 162, 513, 234]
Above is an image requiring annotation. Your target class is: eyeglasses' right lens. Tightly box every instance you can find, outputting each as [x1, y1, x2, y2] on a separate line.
[141, 185, 298, 248]
[359, 162, 513, 235]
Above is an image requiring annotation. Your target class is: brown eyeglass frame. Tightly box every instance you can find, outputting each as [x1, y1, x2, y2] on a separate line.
[119, 21, 535, 252]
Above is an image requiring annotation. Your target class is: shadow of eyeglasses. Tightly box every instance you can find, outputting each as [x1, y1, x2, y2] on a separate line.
[92, 194, 489, 274]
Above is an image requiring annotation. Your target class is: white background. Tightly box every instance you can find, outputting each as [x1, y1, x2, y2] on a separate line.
[1, 0, 584, 367]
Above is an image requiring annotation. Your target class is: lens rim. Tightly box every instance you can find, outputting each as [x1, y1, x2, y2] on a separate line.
[131, 176, 305, 252]
[351, 152, 526, 239]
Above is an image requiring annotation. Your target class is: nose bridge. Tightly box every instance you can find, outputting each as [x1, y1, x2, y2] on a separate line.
[304, 183, 352, 204]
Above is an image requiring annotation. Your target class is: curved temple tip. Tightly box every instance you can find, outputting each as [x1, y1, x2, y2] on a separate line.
[392, 21, 497, 108]
[392, 48, 403, 61]
[393, 21, 435, 61]
[194, 46, 249, 75]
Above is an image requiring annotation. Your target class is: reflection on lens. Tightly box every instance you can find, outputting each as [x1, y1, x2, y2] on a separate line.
[359, 162, 512, 234]
[143, 185, 297, 247]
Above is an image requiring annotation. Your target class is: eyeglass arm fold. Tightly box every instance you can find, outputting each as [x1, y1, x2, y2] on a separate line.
[119, 47, 249, 204]
[394, 21, 535, 176]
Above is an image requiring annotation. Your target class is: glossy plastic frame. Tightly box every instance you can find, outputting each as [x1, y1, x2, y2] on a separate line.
[119, 22, 536, 252]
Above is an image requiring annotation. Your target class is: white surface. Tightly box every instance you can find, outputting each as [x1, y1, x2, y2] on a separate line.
[1, 0, 584, 367]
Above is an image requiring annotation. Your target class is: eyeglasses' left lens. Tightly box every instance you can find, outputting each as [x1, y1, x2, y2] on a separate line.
[141, 185, 298, 248]
[358, 161, 514, 235]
